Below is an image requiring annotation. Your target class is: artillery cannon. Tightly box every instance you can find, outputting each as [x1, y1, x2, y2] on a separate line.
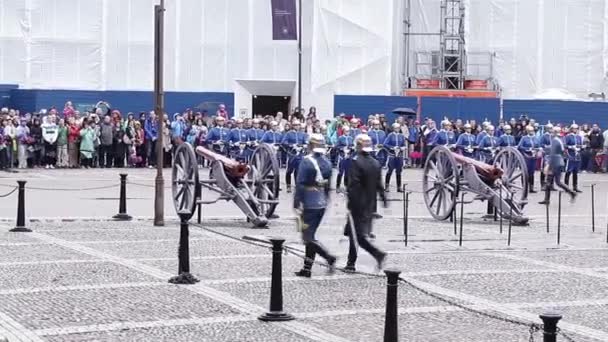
[172, 143, 280, 227]
[422, 146, 529, 225]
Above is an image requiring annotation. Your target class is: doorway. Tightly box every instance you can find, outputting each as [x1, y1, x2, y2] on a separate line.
[252, 96, 291, 118]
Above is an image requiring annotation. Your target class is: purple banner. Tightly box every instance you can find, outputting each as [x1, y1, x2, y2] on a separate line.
[271, 0, 297, 40]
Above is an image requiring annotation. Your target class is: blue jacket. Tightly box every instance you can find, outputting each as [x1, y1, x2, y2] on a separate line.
[144, 119, 158, 141]
[281, 130, 308, 147]
[424, 128, 437, 145]
[170, 120, 185, 140]
[433, 129, 456, 146]
[564, 133, 584, 160]
[498, 134, 516, 147]
[367, 129, 386, 146]
[350, 128, 362, 138]
[456, 132, 476, 151]
[549, 136, 566, 170]
[408, 127, 419, 143]
[248, 128, 265, 142]
[479, 135, 498, 149]
[208, 126, 231, 143]
[261, 131, 282, 144]
[230, 128, 248, 144]
[337, 135, 354, 148]
[517, 135, 539, 156]
[384, 132, 406, 149]
[294, 153, 332, 210]
[475, 131, 488, 146]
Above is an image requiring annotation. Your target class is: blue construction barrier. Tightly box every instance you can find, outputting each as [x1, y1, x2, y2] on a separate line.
[334, 95, 418, 124]
[420, 97, 500, 125]
[503, 99, 608, 128]
[8, 89, 234, 118]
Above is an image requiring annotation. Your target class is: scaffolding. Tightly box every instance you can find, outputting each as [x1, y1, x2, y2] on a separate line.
[403, 0, 496, 92]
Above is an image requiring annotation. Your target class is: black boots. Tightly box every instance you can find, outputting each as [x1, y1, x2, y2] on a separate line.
[573, 173, 582, 193]
[295, 242, 336, 277]
[528, 175, 536, 193]
[294, 244, 315, 278]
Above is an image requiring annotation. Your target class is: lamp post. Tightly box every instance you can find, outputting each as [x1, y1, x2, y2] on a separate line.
[153, 0, 165, 226]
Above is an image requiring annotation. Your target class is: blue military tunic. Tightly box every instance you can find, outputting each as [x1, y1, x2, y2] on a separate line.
[282, 130, 308, 176]
[208, 126, 231, 155]
[261, 131, 283, 144]
[498, 134, 516, 147]
[432, 129, 456, 146]
[384, 132, 406, 172]
[367, 129, 387, 166]
[518, 135, 540, 173]
[564, 133, 584, 172]
[229, 127, 249, 160]
[478, 135, 498, 163]
[455, 132, 476, 157]
[337, 135, 354, 174]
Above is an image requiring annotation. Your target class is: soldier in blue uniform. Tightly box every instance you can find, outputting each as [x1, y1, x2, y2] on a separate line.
[367, 119, 387, 167]
[432, 120, 456, 147]
[207, 116, 231, 155]
[539, 122, 555, 190]
[384, 123, 406, 192]
[294, 133, 337, 278]
[262, 121, 283, 163]
[229, 118, 249, 161]
[282, 121, 308, 193]
[475, 121, 491, 146]
[539, 126, 577, 204]
[246, 118, 265, 161]
[455, 123, 476, 158]
[498, 125, 516, 147]
[478, 125, 498, 164]
[336, 126, 354, 192]
[349, 118, 362, 138]
[564, 123, 584, 193]
[422, 120, 437, 166]
[517, 125, 541, 193]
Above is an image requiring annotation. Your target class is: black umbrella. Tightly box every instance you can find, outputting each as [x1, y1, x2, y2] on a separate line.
[391, 107, 417, 116]
[195, 101, 223, 112]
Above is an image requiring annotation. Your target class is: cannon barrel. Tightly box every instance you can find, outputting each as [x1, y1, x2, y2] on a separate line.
[195, 146, 249, 178]
[451, 152, 503, 181]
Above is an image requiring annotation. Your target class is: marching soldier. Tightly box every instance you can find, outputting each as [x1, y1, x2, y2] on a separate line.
[539, 126, 577, 204]
[294, 133, 337, 277]
[261, 121, 283, 162]
[477, 125, 498, 164]
[282, 121, 308, 193]
[564, 123, 584, 193]
[455, 122, 476, 157]
[368, 119, 387, 167]
[336, 126, 354, 192]
[517, 125, 541, 193]
[540, 122, 556, 190]
[349, 118, 362, 137]
[344, 134, 388, 272]
[207, 116, 231, 156]
[498, 125, 516, 147]
[229, 118, 248, 161]
[384, 122, 406, 192]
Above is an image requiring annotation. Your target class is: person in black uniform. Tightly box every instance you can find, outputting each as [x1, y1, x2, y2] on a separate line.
[539, 126, 577, 205]
[344, 134, 388, 272]
[294, 133, 337, 278]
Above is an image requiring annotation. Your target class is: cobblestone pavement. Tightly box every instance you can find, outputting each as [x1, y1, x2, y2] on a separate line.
[0, 169, 607, 341]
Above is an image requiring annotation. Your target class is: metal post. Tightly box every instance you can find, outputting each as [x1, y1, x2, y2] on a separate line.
[452, 203, 457, 235]
[10, 181, 30, 232]
[403, 190, 409, 247]
[259, 238, 295, 321]
[507, 193, 513, 246]
[458, 192, 464, 246]
[557, 191, 562, 245]
[168, 212, 199, 284]
[197, 182, 202, 224]
[546, 201, 550, 233]
[113, 173, 132, 221]
[153, 1, 165, 227]
[383, 269, 401, 342]
[499, 186, 503, 234]
[539, 312, 562, 342]
[591, 184, 595, 232]
[297, 0, 302, 115]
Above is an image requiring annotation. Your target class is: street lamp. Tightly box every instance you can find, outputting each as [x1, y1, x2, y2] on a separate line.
[153, 0, 165, 226]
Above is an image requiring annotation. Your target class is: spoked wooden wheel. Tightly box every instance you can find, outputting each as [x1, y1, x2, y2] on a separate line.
[172, 143, 199, 220]
[422, 146, 459, 220]
[247, 143, 280, 218]
[494, 147, 528, 207]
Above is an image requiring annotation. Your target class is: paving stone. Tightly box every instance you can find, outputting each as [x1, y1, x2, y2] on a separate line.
[0, 231, 41, 243]
[207, 276, 444, 313]
[383, 253, 539, 273]
[514, 250, 608, 268]
[414, 272, 608, 304]
[89, 240, 266, 259]
[42, 321, 316, 342]
[0, 261, 160, 290]
[0, 244, 97, 263]
[142, 254, 305, 280]
[42, 228, 212, 242]
[0, 285, 240, 330]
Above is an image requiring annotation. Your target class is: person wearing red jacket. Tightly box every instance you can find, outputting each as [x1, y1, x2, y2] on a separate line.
[67, 117, 81, 168]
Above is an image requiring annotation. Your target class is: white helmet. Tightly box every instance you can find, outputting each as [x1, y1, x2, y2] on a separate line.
[392, 123, 401, 129]
[308, 133, 326, 153]
[355, 134, 373, 153]
[503, 125, 511, 131]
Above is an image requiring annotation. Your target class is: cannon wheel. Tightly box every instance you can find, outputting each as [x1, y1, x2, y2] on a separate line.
[247, 143, 280, 218]
[423, 146, 460, 221]
[494, 147, 529, 206]
[172, 143, 199, 220]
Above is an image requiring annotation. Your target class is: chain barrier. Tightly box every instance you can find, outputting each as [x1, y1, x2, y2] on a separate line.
[26, 184, 120, 191]
[127, 181, 172, 189]
[0, 186, 18, 198]
[558, 328, 577, 342]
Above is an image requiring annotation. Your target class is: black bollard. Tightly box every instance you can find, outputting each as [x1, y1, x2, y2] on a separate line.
[113, 174, 132, 221]
[259, 238, 294, 322]
[499, 186, 503, 234]
[403, 190, 409, 247]
[458, 192, 464, 247]
[197, 181, 202, 224]
[539, 312, 562, 342]
[507, 192, 513, 246]
[546, 201, 550, 233]
[383, 269, 401, 342]
[591, 184, 595, 233]
[168, 211, 200, 284]
[10, 181, 30, 232]
[557, 192, 562, 245]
